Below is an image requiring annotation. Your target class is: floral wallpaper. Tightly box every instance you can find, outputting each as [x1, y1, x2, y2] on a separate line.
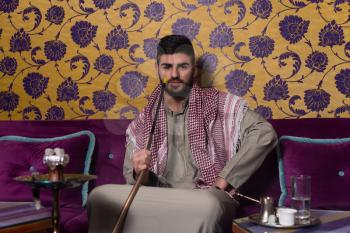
[0, 0, 349, 120]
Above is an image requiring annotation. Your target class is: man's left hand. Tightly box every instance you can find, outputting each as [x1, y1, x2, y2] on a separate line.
[213, 177, 228, 190]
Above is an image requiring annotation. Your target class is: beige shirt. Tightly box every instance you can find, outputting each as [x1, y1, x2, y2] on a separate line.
[123, 105, 277, 190]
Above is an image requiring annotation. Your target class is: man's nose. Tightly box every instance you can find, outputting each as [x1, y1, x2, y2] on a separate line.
[171, 67, 179, 78]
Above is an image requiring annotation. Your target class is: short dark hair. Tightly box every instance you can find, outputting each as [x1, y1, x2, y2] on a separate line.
[157, 35, 195, 64]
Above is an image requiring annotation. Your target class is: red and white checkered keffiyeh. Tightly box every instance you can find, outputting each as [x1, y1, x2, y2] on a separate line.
[126, 83, 247, 187]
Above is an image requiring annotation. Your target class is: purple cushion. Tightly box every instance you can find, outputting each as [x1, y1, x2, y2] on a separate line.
[62, 209, 88, 233]
[0, 131, 95, 207]
[92, 120, 129, 187]
[278, 136, 350, 210]
[60, 207, 87, 233]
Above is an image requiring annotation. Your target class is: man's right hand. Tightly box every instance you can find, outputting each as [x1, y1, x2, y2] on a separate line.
[132, 149, 151, 175]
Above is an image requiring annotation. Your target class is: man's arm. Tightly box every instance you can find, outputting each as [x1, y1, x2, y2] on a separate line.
[123, 139, 170, 187]
[123, 143, 151, 185]
[217, 109, 278, 191]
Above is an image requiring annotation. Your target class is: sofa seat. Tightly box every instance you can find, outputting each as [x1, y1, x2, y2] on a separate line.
[0, 118, 349, 232]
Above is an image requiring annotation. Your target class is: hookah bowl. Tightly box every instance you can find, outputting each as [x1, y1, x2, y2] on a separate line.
[43, 148, 69, 182]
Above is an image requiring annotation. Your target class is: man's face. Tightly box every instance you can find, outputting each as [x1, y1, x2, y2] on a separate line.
[157, 53, 196, 98]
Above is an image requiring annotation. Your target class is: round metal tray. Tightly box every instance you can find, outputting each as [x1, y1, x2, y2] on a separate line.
[14, 173, 97, 189]
[248, 213, 321, 229]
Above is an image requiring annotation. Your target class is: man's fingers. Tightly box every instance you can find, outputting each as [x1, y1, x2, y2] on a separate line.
[132, 149, 151, 174]
[139, 164, 148, 171]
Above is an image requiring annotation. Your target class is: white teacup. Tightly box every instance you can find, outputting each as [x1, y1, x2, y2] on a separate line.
[276, 207, 297, 226]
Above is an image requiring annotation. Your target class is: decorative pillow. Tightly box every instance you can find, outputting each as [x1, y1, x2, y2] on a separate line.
[277, 136, 350, 210]
[0, 131, 95, 207]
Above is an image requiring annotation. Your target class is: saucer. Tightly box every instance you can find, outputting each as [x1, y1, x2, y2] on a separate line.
[248, 213, 321, 229]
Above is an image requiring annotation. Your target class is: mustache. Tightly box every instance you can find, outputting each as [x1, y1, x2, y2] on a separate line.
[167, 77, 183, 83]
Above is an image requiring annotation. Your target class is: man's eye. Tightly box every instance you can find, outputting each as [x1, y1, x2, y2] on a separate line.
[179, 65, 190, 69]
[162, 65, 171, 69]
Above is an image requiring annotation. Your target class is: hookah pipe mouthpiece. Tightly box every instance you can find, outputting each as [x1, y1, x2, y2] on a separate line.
[234, 192, 261, 204]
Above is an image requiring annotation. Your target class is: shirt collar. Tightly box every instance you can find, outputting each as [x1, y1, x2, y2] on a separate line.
[164, 97, 189, 116]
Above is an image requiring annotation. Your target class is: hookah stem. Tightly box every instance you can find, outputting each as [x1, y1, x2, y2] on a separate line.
[235, 192, 261, 204]
[113, 85, 165, 233]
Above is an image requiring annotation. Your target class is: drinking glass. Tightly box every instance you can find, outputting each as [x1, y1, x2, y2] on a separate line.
[291, 175, 311, 220]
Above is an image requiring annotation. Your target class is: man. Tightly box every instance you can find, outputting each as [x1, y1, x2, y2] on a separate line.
[88, 35, 277, 233]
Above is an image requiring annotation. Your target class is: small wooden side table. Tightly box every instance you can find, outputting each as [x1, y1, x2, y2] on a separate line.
[14, 173, 96, 233]
[0, 202, 52, 233]
[0, 218, 51, 233]
[232, 209, 350, 233]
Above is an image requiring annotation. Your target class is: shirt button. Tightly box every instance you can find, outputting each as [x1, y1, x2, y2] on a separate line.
[29, 166, 36, 172]
[108, 153, 114, 159]
[338, 171, 345, 177]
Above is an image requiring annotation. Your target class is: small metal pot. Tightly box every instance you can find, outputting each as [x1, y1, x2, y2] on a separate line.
[259, 196, 274, 223]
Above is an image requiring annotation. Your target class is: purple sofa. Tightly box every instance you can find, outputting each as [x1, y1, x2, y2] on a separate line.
[0, 118, 349, 233]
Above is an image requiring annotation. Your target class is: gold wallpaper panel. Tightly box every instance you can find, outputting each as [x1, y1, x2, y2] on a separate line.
[0, 0, 349, 120]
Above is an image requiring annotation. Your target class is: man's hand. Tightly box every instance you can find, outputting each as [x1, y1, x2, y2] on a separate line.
[213, 177, 228, 190]
[213, 177, 236, 198]
[132, 149, 151, 175]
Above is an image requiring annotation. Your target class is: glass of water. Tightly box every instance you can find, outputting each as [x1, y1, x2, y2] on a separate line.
[291, 175, 311, 221]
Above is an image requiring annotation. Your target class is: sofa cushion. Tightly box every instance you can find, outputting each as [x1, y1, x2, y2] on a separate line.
[60, 207, 87, 233]
[0, 131, 95, 207]
[278, 136, 350, 210]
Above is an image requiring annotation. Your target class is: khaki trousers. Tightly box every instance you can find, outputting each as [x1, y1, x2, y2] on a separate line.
[87, 184, 238, 233]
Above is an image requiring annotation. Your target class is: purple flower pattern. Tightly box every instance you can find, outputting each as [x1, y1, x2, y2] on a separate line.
[209, 23, 234, 48]
[143, 38, 159, 59]
[225, 70, 255, 97]
[93, 90, 116, 111]
[119, 105, 139, 119]
[319, 20, 345, 47]
[0, 1, 348, 120]
[106, 25, 129, 51]
[335, 69, 350, 98]
[0, 56, 17, 76]
[57, 78, 79, 102]
[94, 55, 114, 74]
[255, 105, 273, 119]
[22, 106, 42, 120]
[44, 40, 67, 61]
[249, 35, 275, 58]
[45, 6, 65, 25]
[279, 15, 310, 44]
[0, 0, 19, 13]
[93, 0, 116, 9]
[10, 29, 31, 53]
[197, 53, 218, 74]
[121, 71, 148, 99]
[264, 76, 289, 101]
[305, 51, 328, 72]
[45, 106, 65, 120]
[172, 18, 200, 41]
[144, 2, 165, 22]
[197, 0, 216, 5]
[0, 91, 19, 112]
[23, 72, 49, 99]
[304, 89, 330, 112]
[71, 21, 97, 48]
[345, 41, 350, 58]
[250, 0, 272, 19]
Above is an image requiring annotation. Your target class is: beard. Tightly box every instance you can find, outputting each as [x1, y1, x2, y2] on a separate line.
[164, 77, 193, 99]
[158, 69, 194, 99]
